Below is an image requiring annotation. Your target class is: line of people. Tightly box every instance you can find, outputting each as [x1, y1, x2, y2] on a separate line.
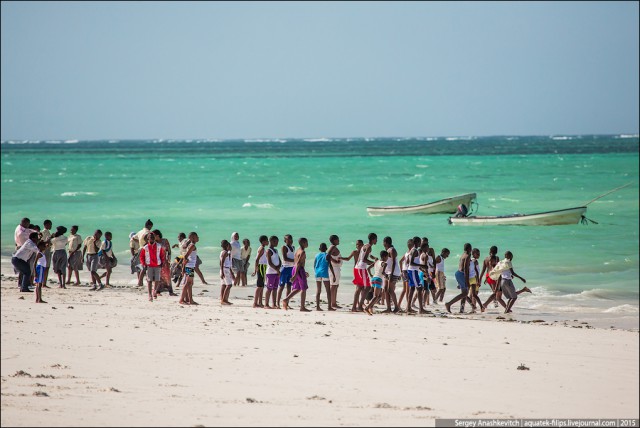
[12, 217, 531, 314]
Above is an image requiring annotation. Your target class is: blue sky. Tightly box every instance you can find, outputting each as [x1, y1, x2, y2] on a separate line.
[1, 1, 638, 140]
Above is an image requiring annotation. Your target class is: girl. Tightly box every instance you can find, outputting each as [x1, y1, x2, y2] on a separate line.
[179, 232, 200, 305]
[50, 226, 69, 289]
[219, 240, 235, 305]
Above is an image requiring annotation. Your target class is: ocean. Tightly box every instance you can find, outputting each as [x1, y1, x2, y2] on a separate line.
[1, 135, 638, 328]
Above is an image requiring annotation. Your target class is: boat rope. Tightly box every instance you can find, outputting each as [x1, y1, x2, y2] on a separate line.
[583, 182, 634, 206]
[580, 215, 598, 225]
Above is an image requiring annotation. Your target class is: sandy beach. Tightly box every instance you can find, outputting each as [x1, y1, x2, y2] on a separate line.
[1, 262, 638, 427]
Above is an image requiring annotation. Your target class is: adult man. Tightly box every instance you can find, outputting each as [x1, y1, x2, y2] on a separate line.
[14, 218, 33, 288]
[139, 231, 166, 302]
[12, 232, 40, 292]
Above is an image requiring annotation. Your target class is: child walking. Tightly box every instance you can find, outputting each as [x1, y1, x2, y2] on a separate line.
[35, 242, 48, 303]
[282, 237, 310, 312]
[313, 243, 331, 311]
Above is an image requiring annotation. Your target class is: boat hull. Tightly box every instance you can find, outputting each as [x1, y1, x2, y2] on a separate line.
[448, 206, 587, 226]
[367, 193, 476, 216]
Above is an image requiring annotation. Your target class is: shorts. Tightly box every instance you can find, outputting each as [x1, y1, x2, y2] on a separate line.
[435, 271, 446, 289]
[86, 254, 100, 272]
[407, 270, 421, 288]
[330, 267, 341, 286]
[231, 258, 243, 274]
[315, 276, 329, 282]
[146, 266, 161, 281]
[455, 270, 468, 291]
[371, 276, 383, 289]
[35, 265, 45, 284]
[501, 279, 517, 299]
[291, 266, 308, 291]
[266, 273, 279, 290]
[256, 264, 266, 288]
[353, 268, 371, 287]
[184, 266, 195, 278]
[486, 273, 497, 287]
[279, 266, 293, 286]
[221, 267, 233, 286]
[385, 274, 402, 283]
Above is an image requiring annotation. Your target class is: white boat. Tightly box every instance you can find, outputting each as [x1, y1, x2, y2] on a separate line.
[366, 193, 476, 216]
[448, 206, 587, 226]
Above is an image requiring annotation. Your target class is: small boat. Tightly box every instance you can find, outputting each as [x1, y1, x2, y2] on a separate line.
[448, 206, 587, 226]
[367, 193, 476, 216]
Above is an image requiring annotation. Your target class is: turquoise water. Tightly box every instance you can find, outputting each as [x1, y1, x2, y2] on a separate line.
[2, 136, 638, 324]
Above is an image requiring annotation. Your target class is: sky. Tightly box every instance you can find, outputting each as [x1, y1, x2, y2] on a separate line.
[1, 1, 638, 140]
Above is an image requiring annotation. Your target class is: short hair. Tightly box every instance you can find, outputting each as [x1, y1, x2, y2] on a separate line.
[383, 236, 392, 246]
[356, 239, 364, 245]
[71, 225, 79, 231]
[298, 237, 308, 246]
[413, 236, 421, 246]
[178, 232, 186, 240]
[505, 251, 513, 259]
[188, 232, 198, 239]
[490, 246, 498, 254]
[29, 232, 39, 240]
[464, 242, 472, 252]
[95, 229, 102, 236]
[105, 231, 112, 239]
[259, 235, 268, 243]
[284, 234, 292, 240]
[380, 250, 388, 258]
[442, 248, 450, 255]
[221, 239, 230, 248]
[152, 229, 163, 239]
[145, 219, 153, 228]
[368, 233, 377, 241]
[43, 219, 52, 226]
[242, 238, 250, 245]
[329, 234, 339, 244]
[269, 235, 279, 242]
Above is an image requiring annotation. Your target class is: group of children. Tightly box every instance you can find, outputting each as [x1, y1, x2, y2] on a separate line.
[14, 216, 531, 315]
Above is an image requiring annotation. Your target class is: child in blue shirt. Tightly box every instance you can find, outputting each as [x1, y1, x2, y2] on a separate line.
[314, 243, 331, 311]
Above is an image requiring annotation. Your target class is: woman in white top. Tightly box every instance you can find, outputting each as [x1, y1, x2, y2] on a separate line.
[50, 226, 69, 289]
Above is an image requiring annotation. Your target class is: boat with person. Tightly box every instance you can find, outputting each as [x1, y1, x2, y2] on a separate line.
[448, 206, 588, 226]
[366, 192, 476, 216]
[448, 182, 632, 226]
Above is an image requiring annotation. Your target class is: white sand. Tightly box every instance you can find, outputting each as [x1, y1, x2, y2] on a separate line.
[1, 263, 638, 426]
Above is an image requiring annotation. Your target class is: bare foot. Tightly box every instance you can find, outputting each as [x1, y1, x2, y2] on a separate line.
[481, 306, 486, 313]
[523, 287, 532, 293]
[224, 301, 233, 305]
[419, 309, 428, 314]
[283, 300, 289, 310]
[316, 307, 323, 311]
[408, 309, 417, 314]
[505, 309, 512, 313]
[190, 301, 199, 305]
[381, 309, 391, 314]
[393, 307, 401, 314]
[149, 297, 154, 302]
[328, 307, 336, 311]
[300, 307, 311, 312]
[445, 303, 452, 313]
[334, 304, 342, 309]
[265, 305, 273, 309]
[222, 301, 231, 306]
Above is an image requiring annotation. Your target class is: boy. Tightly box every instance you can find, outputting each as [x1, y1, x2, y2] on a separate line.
[83, 230, 103, 291]
[495, 251, 530, 313]
[445, 243, 472, 314]
[314, 243, 331, 311]
[278, 235, 295, 308]
[35, 242, 48, 303]
[264, 236, 281, 309]
[251, 235, 269, 308]
[353, 233, 377, 312]
[282, 237, 310, 312]
[434, 248, 450, 303]
[241, 238, 252, 288]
